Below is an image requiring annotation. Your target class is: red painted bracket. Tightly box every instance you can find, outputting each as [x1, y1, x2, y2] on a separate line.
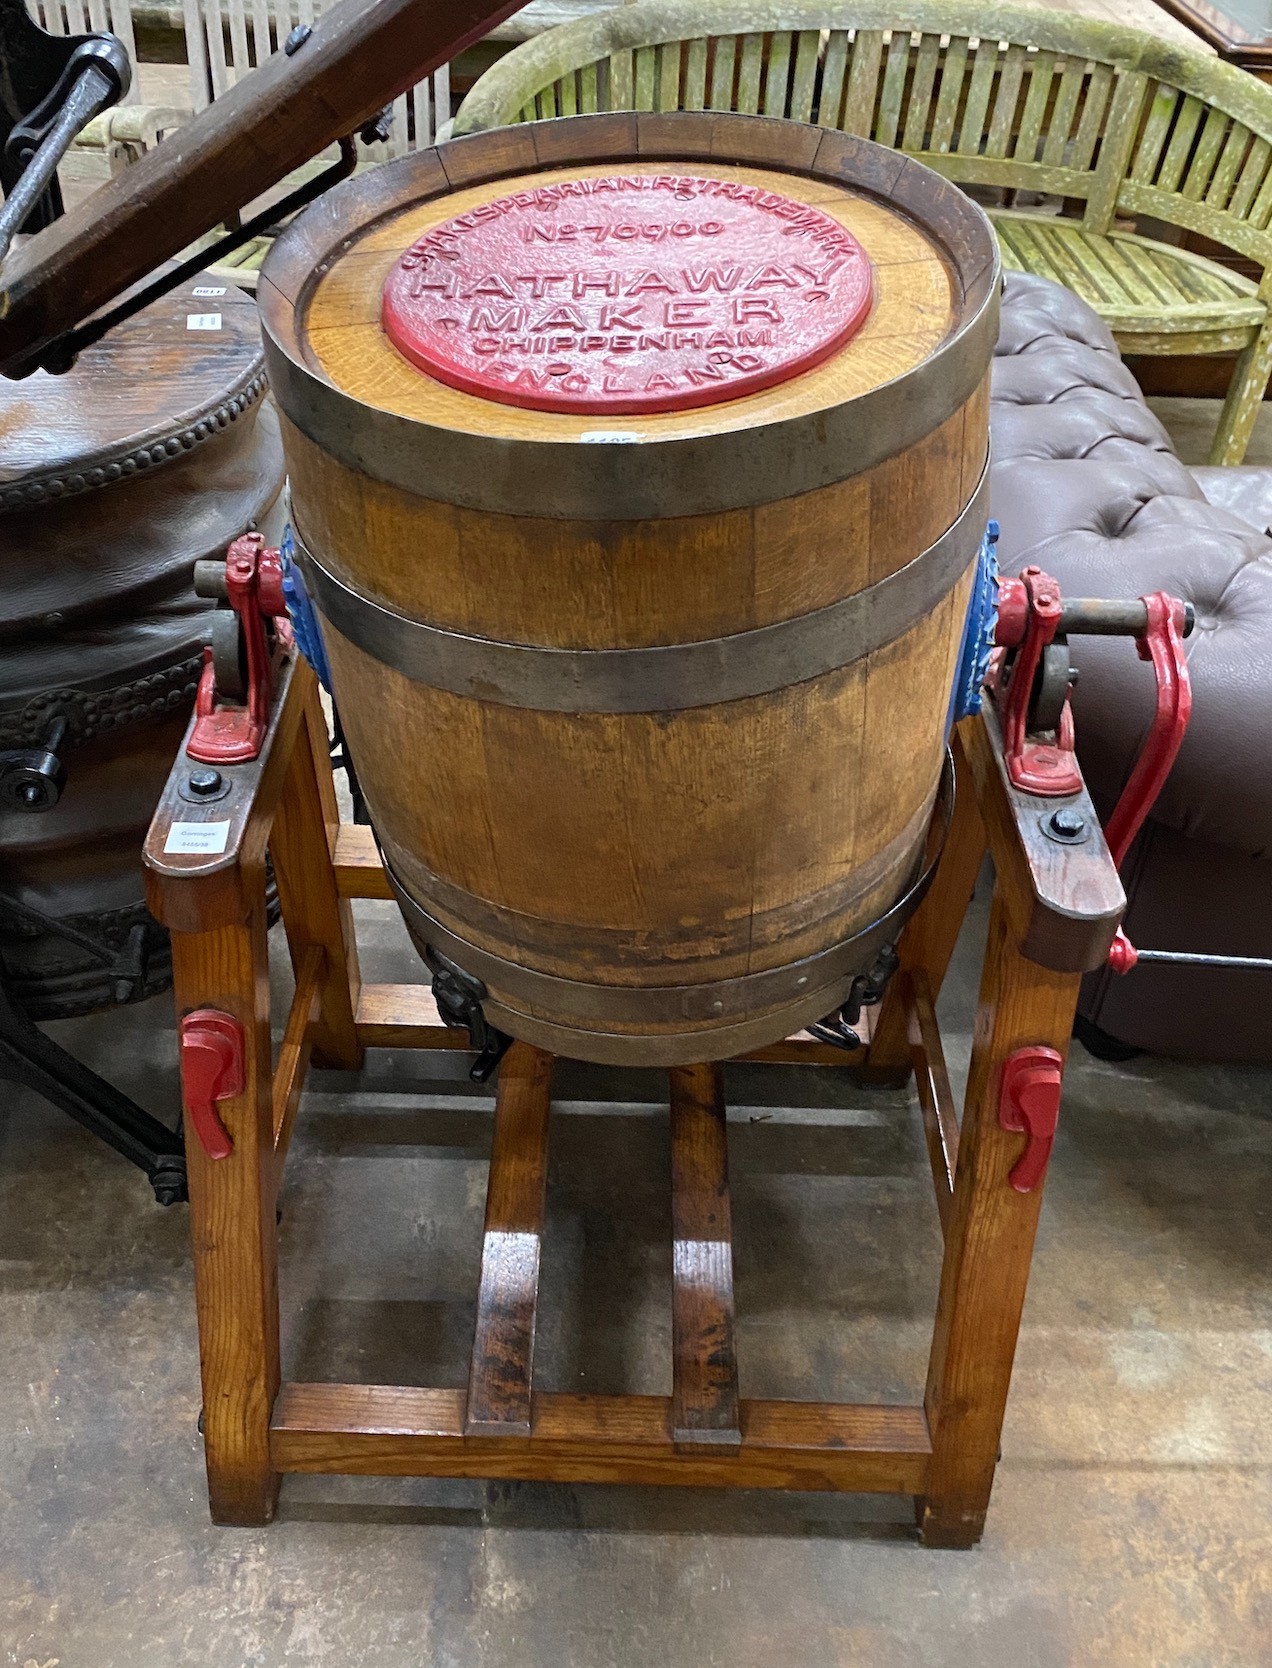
[187, 533, 286, 766]
[179, 1009, 245, 1160]
[998, 1046, 1064, 1194]
[991, 567, 1082, 796]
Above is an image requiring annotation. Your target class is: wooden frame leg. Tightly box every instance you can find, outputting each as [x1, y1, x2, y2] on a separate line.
[1210, 314, 1272, 465]
[466, 1042, 553, 1438]
[867, 729, 988, 1081]
[173, 889, 282, 1525]
[917, 884, 1080, 1548]
[669, 1063, 741, 1451]
[270, 671, 363, 1071]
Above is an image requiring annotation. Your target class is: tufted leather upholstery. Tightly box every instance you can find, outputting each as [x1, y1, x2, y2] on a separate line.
[990, 272, 1272, 1060]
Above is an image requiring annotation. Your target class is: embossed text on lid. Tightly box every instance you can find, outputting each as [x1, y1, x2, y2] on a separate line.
[380, 174, 874, 415]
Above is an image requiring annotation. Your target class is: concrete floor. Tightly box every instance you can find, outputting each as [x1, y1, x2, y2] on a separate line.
[3, 872, 1270, 1668]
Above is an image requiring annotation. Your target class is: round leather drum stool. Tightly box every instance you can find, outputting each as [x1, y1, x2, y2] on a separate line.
[0, 275, 283, 1011]
[0, 273, 284, 1191]
[262, 115, 997, 1066]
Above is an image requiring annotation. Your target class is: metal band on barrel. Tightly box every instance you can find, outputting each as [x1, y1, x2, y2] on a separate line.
[296, 465, 987, 714]
[386, 753, 952, 1029]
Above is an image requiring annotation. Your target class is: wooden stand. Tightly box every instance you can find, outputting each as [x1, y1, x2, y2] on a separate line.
[144, 656, 1123, 1547]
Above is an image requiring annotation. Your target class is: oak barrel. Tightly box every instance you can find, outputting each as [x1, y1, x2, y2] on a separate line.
[260, 113, 998, 1065]
[0, 275, 283, 1015]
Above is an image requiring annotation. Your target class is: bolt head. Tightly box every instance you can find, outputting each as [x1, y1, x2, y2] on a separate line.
[284, 21, 311, 52]
[187, 767, 224, 797]
[1048, 807, 1085, 838]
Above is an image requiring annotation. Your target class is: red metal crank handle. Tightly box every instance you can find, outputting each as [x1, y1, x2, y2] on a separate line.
[1103, 592, 1192, 975]
[1102, 592, 1192, 872]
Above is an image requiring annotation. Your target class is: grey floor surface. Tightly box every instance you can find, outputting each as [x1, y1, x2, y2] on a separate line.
[2, 399, 1271, 1668]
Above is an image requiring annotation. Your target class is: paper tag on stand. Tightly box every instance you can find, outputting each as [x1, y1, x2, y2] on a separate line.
[164, 821, 231, 855]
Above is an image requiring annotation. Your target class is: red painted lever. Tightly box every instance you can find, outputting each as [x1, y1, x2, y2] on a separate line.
[998, 1046, 1064, 1193]
[179, 1009, 245, 1160]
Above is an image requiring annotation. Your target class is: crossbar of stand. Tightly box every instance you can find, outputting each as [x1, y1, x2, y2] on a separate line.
[143, 655, 1124, 1547]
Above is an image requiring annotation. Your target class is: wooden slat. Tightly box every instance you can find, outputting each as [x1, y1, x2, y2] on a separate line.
[763, 30, 792, 118]
[1182, 105, 1231, 202]
[579, 59, 599, 115]
[876, 29, 912, 148]
[818, 29, 850, 128]
[1013, 49, 1055, 163]
[683, 37, 708, 111]
[669, 1063, 740, 1450]
[334, 822, 392, 898]
[656, 40, 681, 113]
[465, 1043, 553, 1438]
[707, 35, 736, 112]
[1129, 82, 1179, 185]
[1205, 120, 1250, 211]
[609, 47, 633, 110]
[1069, 62, 1113, 175]
[736, 32, 764, 115]
[902, 33, 942, 154]
[789, 29, 820, 125]
[1156, 93, 1204, 194]
[355, 983, 466, 1050]
[1041, 58, 1083, 169]
[842, 29, 883, 136]
[1229, 133, 1271, 220]
[906, 970, 958, 1237]
[271, 1385, 932, 1493]
[930, 36, 968, 155]
[985, 44, 1026, 160]
[271, 944, 325, 1164]
[957, 38, 999, 157]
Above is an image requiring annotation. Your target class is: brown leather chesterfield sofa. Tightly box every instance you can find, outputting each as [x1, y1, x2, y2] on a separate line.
[991, 272, 1272, 1063]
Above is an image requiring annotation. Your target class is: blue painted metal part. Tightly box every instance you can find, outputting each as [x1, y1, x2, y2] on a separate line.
[947, 519, 1000, 732]
[280, 524, 333, 692]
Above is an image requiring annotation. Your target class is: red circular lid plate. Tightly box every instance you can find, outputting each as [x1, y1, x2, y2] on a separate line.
[380, 175, 874, 415]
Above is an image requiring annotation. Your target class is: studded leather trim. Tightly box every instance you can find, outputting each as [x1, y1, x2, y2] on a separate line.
[0, 368, 268, 514]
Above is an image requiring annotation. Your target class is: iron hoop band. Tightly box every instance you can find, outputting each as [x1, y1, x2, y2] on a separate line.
[296, 467, 987, 715]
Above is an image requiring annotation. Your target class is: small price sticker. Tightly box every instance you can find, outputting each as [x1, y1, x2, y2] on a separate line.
[186, 313, 222, 331]
[192, 285, 227, 297]
[164, 821, 231, 855]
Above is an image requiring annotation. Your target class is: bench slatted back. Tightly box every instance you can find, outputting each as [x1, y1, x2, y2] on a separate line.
[457, 1, 1272, 278]
[181, 0, 449, 156]
[26, 0, 140, 100]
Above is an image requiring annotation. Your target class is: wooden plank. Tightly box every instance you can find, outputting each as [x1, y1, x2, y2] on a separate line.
[762, 30, 792, 118]
[271, 1385, 931, 1493]
[707, 35, 736, 112]
[465, 1043, 554, 1438]
[957, 38, 999, 157]
[985, 44, 1026, 159]
[334, 822, 392, 899]
[669, 1063, 740, 1450]
[842, 29, 883, 137]
[919, 885, 1081, 1547]
[866, 724, 987, 1079]
[906, 970, 959, 1237]
[819, 29, 850, 128]
[876, 29, 912, 148]
[789, 29, 820, 125]
[270, 670, 363, 1070]
[271, 944, 324, 1167]
[930, 36, 969, 155]
[902, 34, 942, 154]
[174, 903, 281, 1525]
[355, 982, 462, 1050]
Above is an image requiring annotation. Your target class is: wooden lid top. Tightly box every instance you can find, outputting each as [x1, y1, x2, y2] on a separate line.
[260, 115, 999, 518]
[0, 272, 266, 512]
[301, 160, 953, 444]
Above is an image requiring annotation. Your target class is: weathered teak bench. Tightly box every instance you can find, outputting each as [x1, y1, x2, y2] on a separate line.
[454, 0, 1272, 463]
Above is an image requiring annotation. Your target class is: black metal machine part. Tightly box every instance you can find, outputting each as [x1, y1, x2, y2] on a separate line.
[0, 0, 130, 263]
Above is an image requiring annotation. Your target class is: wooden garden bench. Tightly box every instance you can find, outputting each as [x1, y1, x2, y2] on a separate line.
[453, 0, 1272, 463]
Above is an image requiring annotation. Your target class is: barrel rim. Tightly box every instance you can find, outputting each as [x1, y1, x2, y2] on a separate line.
[260, 112, 999, 521]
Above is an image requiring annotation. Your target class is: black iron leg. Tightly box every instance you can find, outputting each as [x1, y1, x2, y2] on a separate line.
[0, 982, 187, 1204]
